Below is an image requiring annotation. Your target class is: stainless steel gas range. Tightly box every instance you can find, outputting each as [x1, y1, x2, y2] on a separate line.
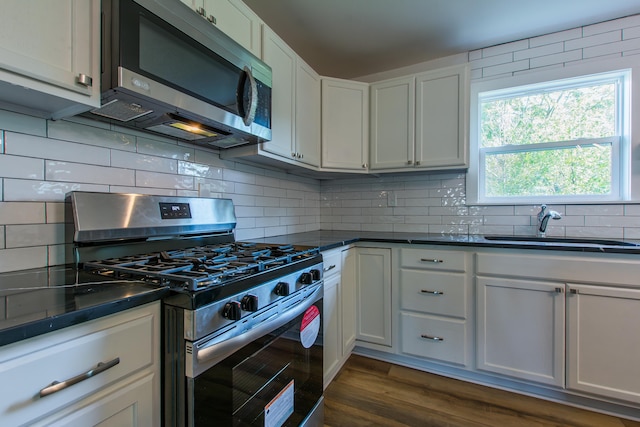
[68, 191, 324, 427]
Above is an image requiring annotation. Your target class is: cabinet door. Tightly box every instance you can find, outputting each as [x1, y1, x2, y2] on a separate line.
[261, 26, 296, 159]
[323, 274, 341, 389]
[341, 248, 357, 353]
[35, 374, 156, 427]
[415, 65, 468, 168]
[369, 76, 415, 170]
[355, 247, 392, 347]
[567, 284, 640, 403]
[321, 78, 369, 171]
[295, 58, 321, 167]
[0, 0, 100, 115]
[476, 277, 565, 386]
[208, 0, 262, 57]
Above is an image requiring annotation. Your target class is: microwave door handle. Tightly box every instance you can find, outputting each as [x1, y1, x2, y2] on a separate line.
[239, 66, 258, 126]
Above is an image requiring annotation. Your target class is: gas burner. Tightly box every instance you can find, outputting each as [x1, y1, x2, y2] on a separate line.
[82, 242, 320, 292]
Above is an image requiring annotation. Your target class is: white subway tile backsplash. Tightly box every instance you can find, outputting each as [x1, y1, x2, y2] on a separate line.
[530, 49, 583, 69]
[0, 109, 46, 137]
[6, 132, 110, 166]
[137, 137, 195, 161]
[0, 155, 44, 179]
[0, 202, 45, 224]
[0, 246, 47, 272]
[48, 120, 137, 152]
[529, 28, 582, 48]
[178, 161, 223, 179]
[112, 150, 178, 174]
[513, 42, 564, 61]
[564, 30, 621, 51]
[0, 226, 4, 249]
[482, 59, 531, 77]
[6, 224, 65, 248]
[46, 161, 135, 186]
[136, 170, 194, 190]
[4, 179, 108, 202]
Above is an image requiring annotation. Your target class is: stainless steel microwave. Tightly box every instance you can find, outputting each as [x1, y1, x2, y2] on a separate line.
[90, 0, 272, 148]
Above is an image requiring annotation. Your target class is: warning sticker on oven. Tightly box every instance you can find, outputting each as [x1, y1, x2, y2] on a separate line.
[264, 379, 294, 427]
[300, 305, 320, 348]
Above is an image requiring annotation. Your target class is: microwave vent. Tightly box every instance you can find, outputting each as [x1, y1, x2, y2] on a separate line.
[91, 99, 153, 122]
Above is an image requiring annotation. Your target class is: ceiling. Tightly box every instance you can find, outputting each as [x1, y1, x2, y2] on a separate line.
[243, 0, 640, 79]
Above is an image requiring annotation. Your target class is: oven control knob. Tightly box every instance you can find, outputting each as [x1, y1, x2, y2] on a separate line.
[310, 269, 321, 281]
[222, 301, 242, 321]
[241, 294, 259, 312]
[274, 282, 290, 296]
[299, 272, 313, 285]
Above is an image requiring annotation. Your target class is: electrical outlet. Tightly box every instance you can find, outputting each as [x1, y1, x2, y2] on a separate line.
[387, 190, 397, 207]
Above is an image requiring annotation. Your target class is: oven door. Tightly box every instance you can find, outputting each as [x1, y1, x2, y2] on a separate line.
[187, 285, 323, 427]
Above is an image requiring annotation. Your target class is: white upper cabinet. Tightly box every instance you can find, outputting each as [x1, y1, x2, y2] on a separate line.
[261, 25, 297, 160]
[223, 25, 321, 169]
[369, 76, 415, 170]
[295, 58, 321, 167]
[0, 0, 100, 119]
[370, 64, 469, 172]
[321, 78, 370, 172]
[180, 0, 262, 57]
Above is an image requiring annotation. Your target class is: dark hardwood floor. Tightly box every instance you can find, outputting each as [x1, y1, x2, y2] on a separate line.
[323, 355, 640, 427]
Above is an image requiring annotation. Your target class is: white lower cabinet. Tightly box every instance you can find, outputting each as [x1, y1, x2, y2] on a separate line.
[476, 276, 565, 387]
[398, 247, 471, 367]
[567, 284, 640, 403]
[355, 247, 392, 348]
[322, 247, 356, 388]
[0, 302, 161, 427]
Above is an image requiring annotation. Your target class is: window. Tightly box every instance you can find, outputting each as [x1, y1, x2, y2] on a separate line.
[469, 70, 630, 204]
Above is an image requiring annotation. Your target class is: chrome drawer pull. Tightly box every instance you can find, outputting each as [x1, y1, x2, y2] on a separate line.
[421, 290, 444, 295]
[323, 264, 336, 272]
[39, 357, 120, 398]
[420, 258, 444, 263]
[420, 334, 444, 342]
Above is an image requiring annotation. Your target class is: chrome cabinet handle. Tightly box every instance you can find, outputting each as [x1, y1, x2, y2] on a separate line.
[323, 264, 336, 272]
[207, 14, 217, 24]
[555, 287, 564, 293]
[39, 357, 120, 398]
[416, 161, 421, 165]
[76, 73, 92, 87]
[421, 334, 444, 342]
[421, 290, 444, 295]
[420, 258, 444, 263]
[196, 7, 206, 16]
[407, 160, 413, 165]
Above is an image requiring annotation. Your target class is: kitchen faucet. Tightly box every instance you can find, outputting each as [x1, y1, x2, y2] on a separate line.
[537, 204, 562, 237]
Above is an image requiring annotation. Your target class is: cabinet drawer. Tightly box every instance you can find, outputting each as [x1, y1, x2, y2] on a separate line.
[0, 304, 158, 427]
[400, 270, 466, 318]
[322, 249, 342, 279]
[400, 248, 466, 272]
[400, 312, 467, 366]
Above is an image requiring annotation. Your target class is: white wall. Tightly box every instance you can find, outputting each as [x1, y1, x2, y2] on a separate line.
[0, 112, 320, 273]
[320, 14, 640, 239]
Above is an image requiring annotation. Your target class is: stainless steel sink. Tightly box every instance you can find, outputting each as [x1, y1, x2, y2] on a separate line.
[483, 235, 640, 247]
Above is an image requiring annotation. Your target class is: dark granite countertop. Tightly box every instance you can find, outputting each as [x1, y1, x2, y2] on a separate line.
[248, 230, 640, 255]
[3, 231, 639, 348]
[0, 266, 168, 347]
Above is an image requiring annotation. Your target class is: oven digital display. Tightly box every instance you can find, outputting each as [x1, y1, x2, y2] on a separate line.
[159, 202, 192, 219]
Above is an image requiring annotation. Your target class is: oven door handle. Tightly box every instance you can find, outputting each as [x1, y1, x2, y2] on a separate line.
[191, 284, 322, 374]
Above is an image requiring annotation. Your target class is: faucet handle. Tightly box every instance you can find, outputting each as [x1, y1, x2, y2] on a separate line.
[537, 204, 547, 220]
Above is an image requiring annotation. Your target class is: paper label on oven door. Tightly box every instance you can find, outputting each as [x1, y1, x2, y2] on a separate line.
[300, 305, 320, 349]
[264, 379, 294, 427]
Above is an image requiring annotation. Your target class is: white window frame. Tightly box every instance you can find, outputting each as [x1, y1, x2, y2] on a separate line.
[467, 58, 639, 205]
